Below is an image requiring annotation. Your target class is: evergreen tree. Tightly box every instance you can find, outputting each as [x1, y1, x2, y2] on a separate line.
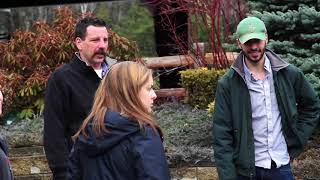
[247, 0, 320, 95]
[95, 1, 157, 57]
[112, 1, 157, 57]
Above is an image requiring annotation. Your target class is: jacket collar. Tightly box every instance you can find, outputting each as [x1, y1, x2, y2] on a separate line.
[73, 52, 117, 68]
[231, 49, 289, 79]
[70, 53, 117, 73]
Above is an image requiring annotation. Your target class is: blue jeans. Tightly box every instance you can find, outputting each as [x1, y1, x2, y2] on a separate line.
[238, 163, 295, 180]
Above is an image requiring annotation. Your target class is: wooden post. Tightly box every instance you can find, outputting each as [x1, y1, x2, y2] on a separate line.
[144, 55, 194, 69]
[204, 52, 239, 65]
[155, 88, 187, 98]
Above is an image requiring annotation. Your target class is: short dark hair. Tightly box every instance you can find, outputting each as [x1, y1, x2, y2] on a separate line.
[74, 17, 109, 40]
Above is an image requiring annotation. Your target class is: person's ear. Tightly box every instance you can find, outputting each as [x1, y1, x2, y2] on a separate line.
[265, 33, 268, 44]
[237, 39, 242, 49]
[74, 37, 83, 50]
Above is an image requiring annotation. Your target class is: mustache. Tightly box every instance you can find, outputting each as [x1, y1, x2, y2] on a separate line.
[94, 48, 107, 56]
[249, 48, 261, 53]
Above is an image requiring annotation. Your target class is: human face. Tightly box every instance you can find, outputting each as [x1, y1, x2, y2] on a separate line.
[238, 38, 267, 64]
[139, 76, 157, 112]
[75, 25, 108, 69]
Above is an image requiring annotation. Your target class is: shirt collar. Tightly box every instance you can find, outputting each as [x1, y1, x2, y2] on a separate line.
[75, 52, 90, 66]
[75, 52, 108, 78]
[243, 55, 271, 81]
[101, 61, 108, 78]
[264, 55, 272, 73]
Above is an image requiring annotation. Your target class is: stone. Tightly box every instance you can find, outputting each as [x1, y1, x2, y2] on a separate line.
[171, 167, 197, 179]
[10, 154, 50, 176]
[197, 167, 218, 180]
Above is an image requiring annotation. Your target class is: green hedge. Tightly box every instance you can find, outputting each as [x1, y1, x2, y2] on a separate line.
[180, 68, 226, 109]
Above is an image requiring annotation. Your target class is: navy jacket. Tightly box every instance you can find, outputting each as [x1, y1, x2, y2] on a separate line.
[0, 136, 13, 180]
[68, 110, 170, 180]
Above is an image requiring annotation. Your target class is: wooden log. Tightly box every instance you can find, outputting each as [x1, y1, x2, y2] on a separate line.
[144, 55, 194, 69]
[155, 88, 187, 97]
[205, 52, 239, 64]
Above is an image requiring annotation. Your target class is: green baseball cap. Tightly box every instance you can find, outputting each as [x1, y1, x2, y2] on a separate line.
[236, 17, 267, 44]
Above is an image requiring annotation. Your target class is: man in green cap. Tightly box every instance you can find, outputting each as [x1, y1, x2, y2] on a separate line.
[212, 16, 320, 179]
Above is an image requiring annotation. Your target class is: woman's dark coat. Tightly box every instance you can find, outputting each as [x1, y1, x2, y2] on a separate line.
[68, 110, 170, 180]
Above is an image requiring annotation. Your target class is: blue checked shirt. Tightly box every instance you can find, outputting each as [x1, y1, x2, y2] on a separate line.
[243, 56, 290, 169]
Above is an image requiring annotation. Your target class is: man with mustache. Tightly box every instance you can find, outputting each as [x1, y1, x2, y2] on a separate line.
[44, 17, 116, 180]
[212, 17, 320, 180]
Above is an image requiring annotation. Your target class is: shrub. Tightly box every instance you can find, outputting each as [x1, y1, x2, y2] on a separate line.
[0, 14, 69, 119]
[180, 68, 226, 109]
[153, 102, 213, 166]
[207, 101, 215, 116]
[0, 7, 140, 120]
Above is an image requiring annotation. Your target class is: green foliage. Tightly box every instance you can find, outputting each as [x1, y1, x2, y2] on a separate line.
[207, 101, 215, 117]
[312, 43, 320, 53]
[267, 40, 311, 57]
[248, 0, 319, 12]
[97, 1, 157, 57]
[189, 14, 209, 43]
[275, 53, 320, 97]
[180, 68, 226, 109]
[223, 43, 239, 52]
[0, 8, 75, 120]
[95, 4, 110, 22]
[248, 0, 320, 95]
[18, 108, 34, 119]
[252, 6, 320, 41]
[108, 29, 140, 61]
[305, 73, 320, 96]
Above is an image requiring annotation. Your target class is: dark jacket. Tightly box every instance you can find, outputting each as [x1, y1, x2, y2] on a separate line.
[44, 55, 115, 180]
[67, 110, 170, 180]
[0, 136, 13, 180]
[212, 49, 320, 179]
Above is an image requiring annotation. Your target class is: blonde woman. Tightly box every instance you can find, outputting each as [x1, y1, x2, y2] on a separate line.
[68, 61, 170, 180]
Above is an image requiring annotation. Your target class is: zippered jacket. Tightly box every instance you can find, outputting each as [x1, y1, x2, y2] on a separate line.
[67, 110, 171, 180]
[44, 55, 116, 180]
[0, 136, 13, 180]
[212, 49, 320, 179]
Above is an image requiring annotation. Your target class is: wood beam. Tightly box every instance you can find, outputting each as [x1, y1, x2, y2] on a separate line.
[204, 52, 239, 64]
[144, 55, 194, 69]
[155, 88, 187, 98]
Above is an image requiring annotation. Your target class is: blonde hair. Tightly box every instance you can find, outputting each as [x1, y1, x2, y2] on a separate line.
[73, 61, 161, 140]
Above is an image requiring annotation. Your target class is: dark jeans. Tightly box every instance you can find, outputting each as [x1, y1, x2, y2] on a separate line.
[238, 163, 294, 180]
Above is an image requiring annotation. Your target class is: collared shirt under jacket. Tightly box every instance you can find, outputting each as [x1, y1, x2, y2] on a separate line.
[212, 49, 320, 180]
